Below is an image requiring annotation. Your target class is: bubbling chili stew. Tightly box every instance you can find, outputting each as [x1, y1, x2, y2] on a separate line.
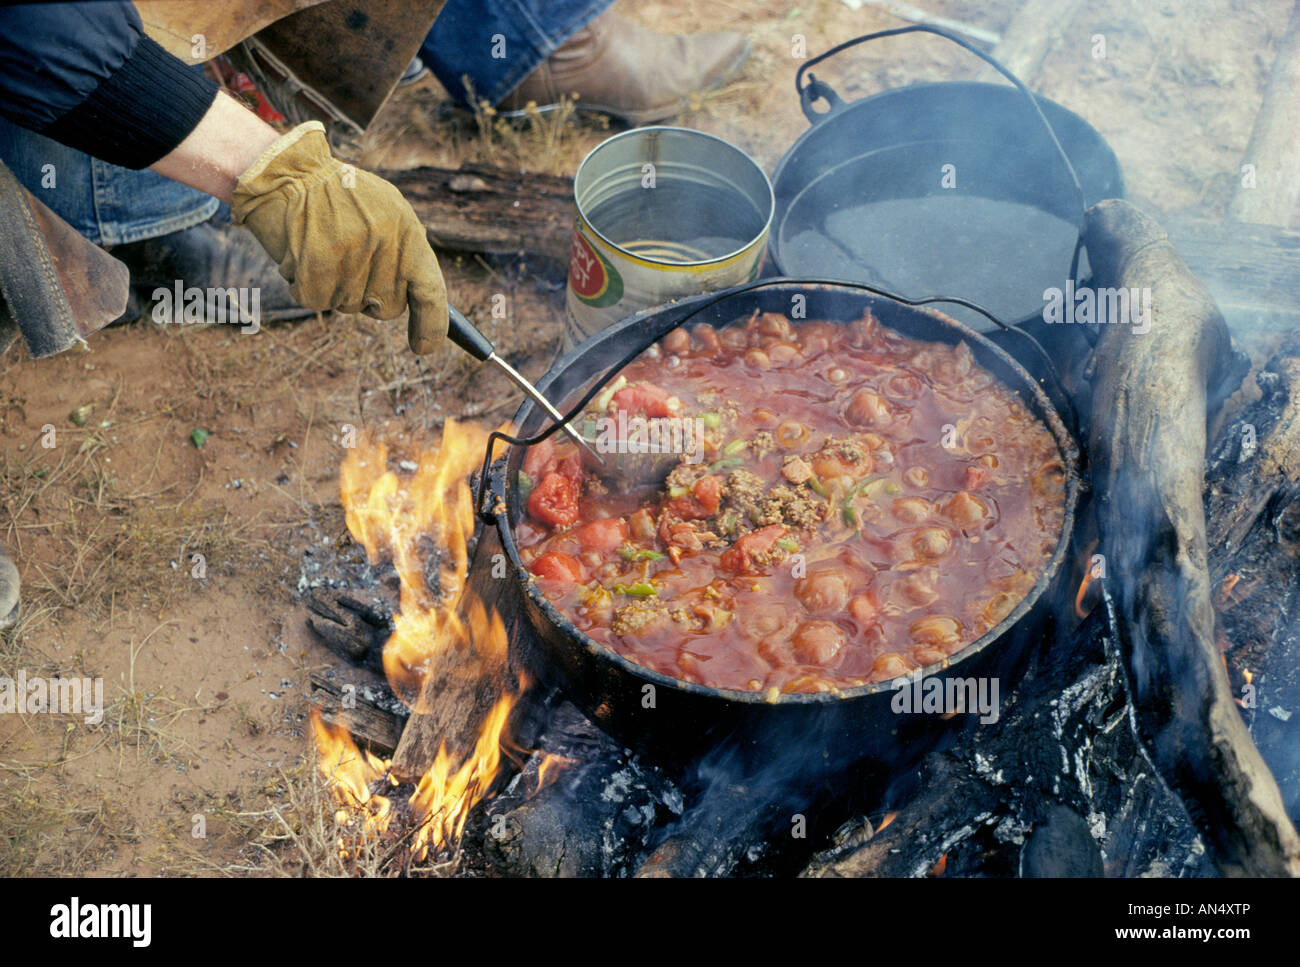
[514, 310, 1067, 696]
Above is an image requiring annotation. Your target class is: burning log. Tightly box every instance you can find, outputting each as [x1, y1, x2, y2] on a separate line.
[1085, 198, 1300, 876]
[308, 673, 406, 757]
[388, 525, 516, 783]
[802, 755, 995, 878]
[635, 783, 784, 878]
[305, 422, 523, 859]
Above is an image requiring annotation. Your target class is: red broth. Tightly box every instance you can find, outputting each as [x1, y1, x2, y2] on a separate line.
[515, 310, 1067, 695]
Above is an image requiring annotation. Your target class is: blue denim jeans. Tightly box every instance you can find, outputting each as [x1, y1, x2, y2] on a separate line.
[0, 118, 218, 247]
[422, 0, 613, 106]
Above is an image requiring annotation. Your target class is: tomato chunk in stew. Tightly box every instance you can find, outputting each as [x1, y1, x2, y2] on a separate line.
[515, 310, 1067, 694]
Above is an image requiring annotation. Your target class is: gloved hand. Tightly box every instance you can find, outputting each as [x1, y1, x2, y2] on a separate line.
[231, 121, 447, 353]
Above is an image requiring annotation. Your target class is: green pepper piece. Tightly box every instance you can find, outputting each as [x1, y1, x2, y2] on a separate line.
[723, 438, 748, 457]
[701, 412, 722, 430]
[612, 582, 656, 597]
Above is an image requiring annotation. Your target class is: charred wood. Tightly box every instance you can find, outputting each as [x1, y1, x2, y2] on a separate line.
[308, 673, 406, 757]
[1208, 333, 1300, 823]
[802, 597, 1208, 878]
[465, 701, 682, 877]
[305, 588, 391, 674]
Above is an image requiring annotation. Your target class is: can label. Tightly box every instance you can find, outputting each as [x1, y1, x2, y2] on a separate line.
[563, 128, 774, 352]
[564, 214, 768, 351]
[568, 230, 624, 308]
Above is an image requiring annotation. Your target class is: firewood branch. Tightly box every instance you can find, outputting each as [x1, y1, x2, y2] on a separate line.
[1086, 198, 1300, 876]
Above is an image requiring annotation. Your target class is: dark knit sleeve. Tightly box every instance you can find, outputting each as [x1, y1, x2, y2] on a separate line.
[0, 2, 219, 169]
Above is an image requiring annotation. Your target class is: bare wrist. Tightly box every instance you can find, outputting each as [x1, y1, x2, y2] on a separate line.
[150, 92, 281, 203]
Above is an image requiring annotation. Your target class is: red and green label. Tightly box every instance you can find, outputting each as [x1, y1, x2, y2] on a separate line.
[569, 229, 624, 307]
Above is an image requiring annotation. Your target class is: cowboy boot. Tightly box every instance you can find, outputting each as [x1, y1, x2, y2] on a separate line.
[109, 209, 316, 325]
[498, 11, 751, 124]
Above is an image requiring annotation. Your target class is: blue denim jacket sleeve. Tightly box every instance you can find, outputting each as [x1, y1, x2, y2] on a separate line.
[0, 1, 218, 169]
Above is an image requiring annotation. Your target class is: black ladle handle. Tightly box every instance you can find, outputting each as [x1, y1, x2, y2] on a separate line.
[445, 305, 603, 463]
[448, 304, 494, 361]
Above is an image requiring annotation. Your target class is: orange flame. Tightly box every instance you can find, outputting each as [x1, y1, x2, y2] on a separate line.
[1075, 569, 1100, 619]
[310, 709, 393, 856]
[409, 692, 514, 856]
[1235, 667, 1255, 709]
[317, 419, 519, 860]
[877, 811, 898, 834]
[339, 419, 490, 697]
[535, 754, 575, 793]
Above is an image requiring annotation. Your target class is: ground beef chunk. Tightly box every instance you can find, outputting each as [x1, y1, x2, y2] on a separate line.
[750, 431, 776, 459]
[665, 462, 709, 492]
[611, 599, 671, 636]
[721, 468, 824, 532]
[755, 485, 826, 529]
[723, 469, 765, 514]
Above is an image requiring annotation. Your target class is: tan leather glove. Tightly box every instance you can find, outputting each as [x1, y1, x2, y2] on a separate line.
[231, 121, 447, 353]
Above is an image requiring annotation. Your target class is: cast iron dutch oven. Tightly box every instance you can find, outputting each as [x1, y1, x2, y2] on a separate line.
[479, 280, 1081, 770]
[768, 26, 1125, 337]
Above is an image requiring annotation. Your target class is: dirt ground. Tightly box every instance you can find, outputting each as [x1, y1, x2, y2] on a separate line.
[1, 0, 1293, 875]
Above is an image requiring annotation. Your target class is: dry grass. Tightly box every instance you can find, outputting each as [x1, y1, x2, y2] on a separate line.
[99, 624, 209, 765]
[144, 754, 461, 878]
[352, 80, 613, 177]
[0, 778, 140, 876]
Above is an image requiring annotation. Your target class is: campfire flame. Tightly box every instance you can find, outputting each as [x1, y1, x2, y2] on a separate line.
[339, 419, 490, 698]
[409, 692, 514, 855]
[535, 754, 575, 793]
[316, 419, 519, 861]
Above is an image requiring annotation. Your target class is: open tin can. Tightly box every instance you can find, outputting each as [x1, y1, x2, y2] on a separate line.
[564, 126, 774, 350]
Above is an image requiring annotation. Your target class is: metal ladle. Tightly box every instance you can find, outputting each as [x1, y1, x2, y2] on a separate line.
[447, 305, 604, 465]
